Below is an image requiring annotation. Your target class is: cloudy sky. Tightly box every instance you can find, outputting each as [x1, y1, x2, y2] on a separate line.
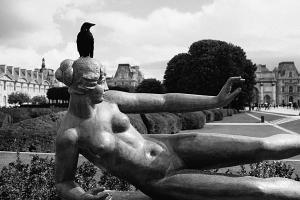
[1, 0, 300, 80]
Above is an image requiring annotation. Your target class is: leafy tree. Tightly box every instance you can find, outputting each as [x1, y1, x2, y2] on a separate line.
[163, 39, 256, 109]
[136, 78, 165, 94]
[46, 87, 69, 103]
[8, 92, 31, 105]
[31, 95, 47, 105]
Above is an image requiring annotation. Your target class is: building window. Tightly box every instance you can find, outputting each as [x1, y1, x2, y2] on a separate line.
[289, 72, 293, 77]
[282, 86, 285, 92]
[289, 86, 293, 93]
[298, 86, 300, 93]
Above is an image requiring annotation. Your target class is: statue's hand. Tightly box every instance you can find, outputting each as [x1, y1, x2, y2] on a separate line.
[216, 76, 245, 106]
[80, 187, 111, 200]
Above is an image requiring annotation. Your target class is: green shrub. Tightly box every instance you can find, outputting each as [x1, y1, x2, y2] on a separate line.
[0, 154, 134, 200]
[209, 109, 223, 121]
[0, 154, 58, 200]
[0, 112, 66, 152]
[29, 108, 53, 118]
[98, 171, 133, 191]
[0, 108, 32, 123]
[31, 96, 47, 105]
[141, 113, 181, 134]
[202, 110, 215, 122]
[0, 112, 12, 128]
[239, 161, 297, 179]
[159, 113, 182, 134]
[177, 111, 205, 130]
[220, 109, 228, 117]
[0, 107, 66, 124]
[227, 109, 233, 116]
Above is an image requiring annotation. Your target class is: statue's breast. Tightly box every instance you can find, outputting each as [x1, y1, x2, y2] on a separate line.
[111, 113, 130, 133]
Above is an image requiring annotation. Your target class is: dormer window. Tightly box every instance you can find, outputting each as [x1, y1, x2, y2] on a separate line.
[289, 86, 293, 93]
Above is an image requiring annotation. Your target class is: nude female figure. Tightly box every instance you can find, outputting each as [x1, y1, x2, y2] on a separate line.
[55, 57, 300, 200]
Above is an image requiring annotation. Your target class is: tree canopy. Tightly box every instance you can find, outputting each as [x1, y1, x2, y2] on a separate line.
[46, 87, 69, 103]
[31, 95, 47, 105]
[8, 92, 31, 105]
[163, 39, 256, 109]
[136, 78, 165, 94]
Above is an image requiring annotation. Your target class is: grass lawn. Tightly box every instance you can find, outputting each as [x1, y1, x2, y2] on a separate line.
[280, 119, 300, 134]
[249, 112, 285, 122]
[211, 112, 260, 123]
[182, 124, 287, 137]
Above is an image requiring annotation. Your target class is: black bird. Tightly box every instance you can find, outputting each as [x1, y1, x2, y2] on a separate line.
[77, 22, 95, 58]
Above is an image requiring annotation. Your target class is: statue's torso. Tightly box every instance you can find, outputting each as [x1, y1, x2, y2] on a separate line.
[63, 101, 177, 186]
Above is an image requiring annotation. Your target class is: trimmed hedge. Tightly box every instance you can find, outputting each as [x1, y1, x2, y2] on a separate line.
[227, 109, 233, 116]
[141, 113, 181, 134]
[128, 114, 148, 134]
[0, 112, 12, 128]
[159, 113, 182, 134]
[0, 111, 66, 152]
[202, 110, 215, 122]
[0, 107, 67, 123]
[220, 109, 228, 117]
[209, 109, 223, 121]
[0, 106, 239, 152]
[176, 111, 205, 130]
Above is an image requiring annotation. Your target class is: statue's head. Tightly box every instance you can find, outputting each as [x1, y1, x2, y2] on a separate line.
[55, 57, 108, 103]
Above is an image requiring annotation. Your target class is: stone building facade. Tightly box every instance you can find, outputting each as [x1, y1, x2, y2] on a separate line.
[254, 64, 277, 104]
[274, 62, 300, 105]
[254, 62, 300, 105]
[106, 64, 144, 88]
[0, 58, 58, 107]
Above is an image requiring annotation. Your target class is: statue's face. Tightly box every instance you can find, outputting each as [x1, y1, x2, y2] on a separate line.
[88, 74, 109, 104]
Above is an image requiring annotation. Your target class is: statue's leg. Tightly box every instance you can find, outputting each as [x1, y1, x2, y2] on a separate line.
[147, 133, 300, 169]
[148, 170, 300, 200]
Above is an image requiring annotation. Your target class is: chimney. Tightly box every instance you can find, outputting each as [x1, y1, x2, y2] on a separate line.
[14, 67, 20, 77]
[0, 65, 6, 75]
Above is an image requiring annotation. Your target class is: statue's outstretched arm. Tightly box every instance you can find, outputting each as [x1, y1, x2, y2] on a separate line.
[104, 77, 244, 113]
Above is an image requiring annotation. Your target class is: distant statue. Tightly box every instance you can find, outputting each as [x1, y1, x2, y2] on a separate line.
[55, 25, 300, 200]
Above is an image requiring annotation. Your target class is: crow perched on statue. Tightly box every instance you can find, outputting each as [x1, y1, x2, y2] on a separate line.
[77, 22, 95, 58]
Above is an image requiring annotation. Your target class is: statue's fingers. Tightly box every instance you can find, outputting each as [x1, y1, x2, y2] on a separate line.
[228, 87, 242, 100]
[95, 192, 110, 200]
[91, 187, 105, 195]
[228, 76, 244, 84]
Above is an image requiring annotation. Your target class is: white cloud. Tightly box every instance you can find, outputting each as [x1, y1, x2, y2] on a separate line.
[0, 47, 41, 69]
[1, 0, 300, 79]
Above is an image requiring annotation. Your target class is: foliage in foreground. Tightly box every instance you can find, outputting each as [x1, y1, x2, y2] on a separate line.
[0, 155, 299, 200]
[0, 154, 132, 200]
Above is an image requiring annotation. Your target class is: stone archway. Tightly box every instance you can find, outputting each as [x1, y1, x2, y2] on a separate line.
[264, 95, 271, 104]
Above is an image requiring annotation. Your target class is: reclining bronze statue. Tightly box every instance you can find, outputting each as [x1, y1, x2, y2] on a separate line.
[55, 24, 300, 200]
[55, 57, 300, 200]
